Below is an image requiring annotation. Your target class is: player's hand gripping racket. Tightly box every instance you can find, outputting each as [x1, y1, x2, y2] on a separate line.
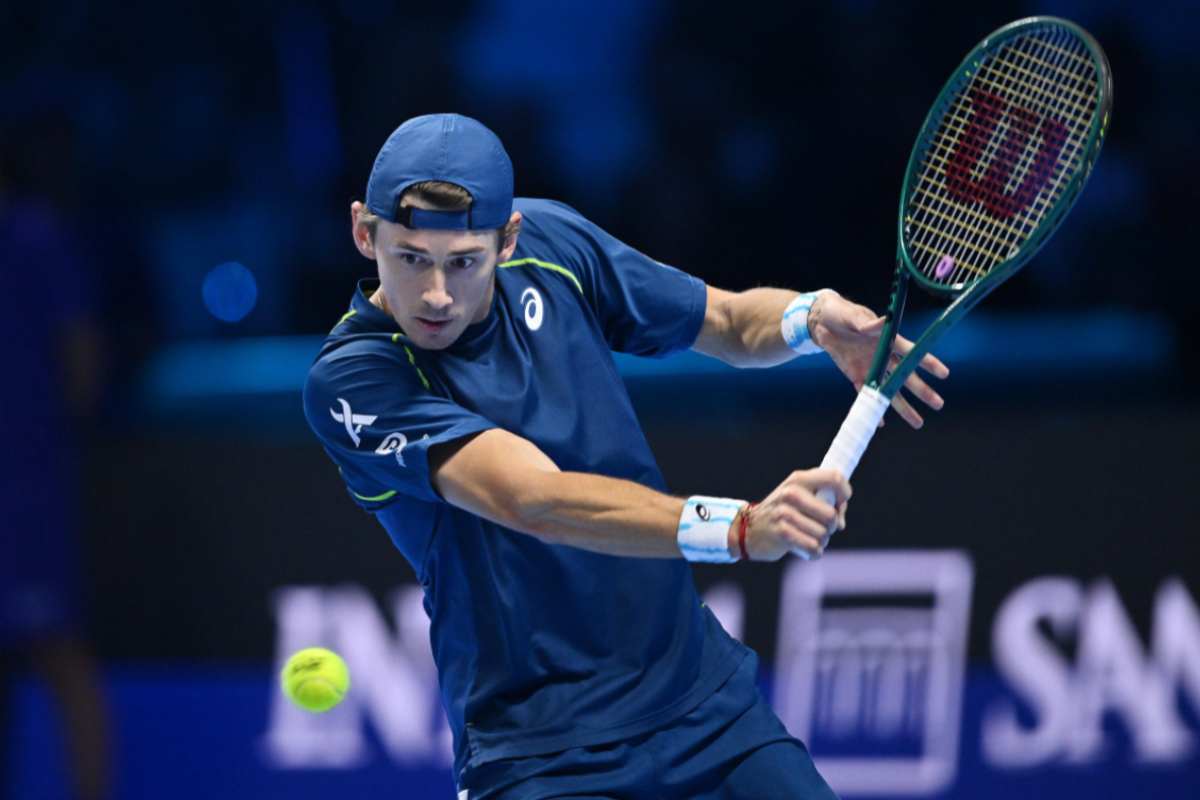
[811, 17, 1112, 544]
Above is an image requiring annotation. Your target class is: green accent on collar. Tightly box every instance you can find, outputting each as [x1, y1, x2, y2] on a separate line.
[498, 257, 583, 295]
[352, 488, 398, 503]
[391, 334, 431, 390]
[337, 308, 358, 326]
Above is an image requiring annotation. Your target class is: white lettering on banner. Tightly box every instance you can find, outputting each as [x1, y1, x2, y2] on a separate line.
[261, 585, 452, 769]
[261, 588, 367, 767]
[1153, 579, 1200, 719]
[984, 577, 1200, 768]
[259, 569, 1199, 781]
[261, 584, 743, 769]
[773, 551, 974, 797]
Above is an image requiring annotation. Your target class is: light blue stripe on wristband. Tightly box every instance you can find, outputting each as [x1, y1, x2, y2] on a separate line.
[781, 289, 833, 355]
[678, 495, 747, 563]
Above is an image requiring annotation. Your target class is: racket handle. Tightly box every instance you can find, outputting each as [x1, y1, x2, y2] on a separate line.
[797, 387, 890, 558]
[819, 385, 890, 482]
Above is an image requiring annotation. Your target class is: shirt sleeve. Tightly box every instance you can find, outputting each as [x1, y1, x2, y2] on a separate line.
[523, 200, 707, 357]
[303, 344, 496, 509]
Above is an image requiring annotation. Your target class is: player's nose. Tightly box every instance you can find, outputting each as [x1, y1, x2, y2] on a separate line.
[422, 269, 453, 311]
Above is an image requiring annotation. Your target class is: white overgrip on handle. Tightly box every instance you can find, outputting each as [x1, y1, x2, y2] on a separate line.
[795, 387, 891, 558]
[820, 386, 890, 483]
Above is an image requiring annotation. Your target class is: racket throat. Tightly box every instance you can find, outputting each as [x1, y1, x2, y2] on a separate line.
[867, 266, 910, 390]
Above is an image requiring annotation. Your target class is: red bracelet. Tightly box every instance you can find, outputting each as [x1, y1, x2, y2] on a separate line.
[737, 503, 755, 561]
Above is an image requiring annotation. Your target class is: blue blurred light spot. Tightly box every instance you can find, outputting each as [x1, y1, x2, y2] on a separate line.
[202, 262, 258, 323]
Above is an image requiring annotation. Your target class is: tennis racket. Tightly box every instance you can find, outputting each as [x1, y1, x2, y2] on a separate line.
[812, 16, 1113, 533]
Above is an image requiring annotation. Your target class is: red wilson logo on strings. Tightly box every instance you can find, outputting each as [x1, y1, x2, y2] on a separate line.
[944, 88, 1068, 220]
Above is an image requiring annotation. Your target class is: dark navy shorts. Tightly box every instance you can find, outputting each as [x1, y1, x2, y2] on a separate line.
[458, 653, 838, 799]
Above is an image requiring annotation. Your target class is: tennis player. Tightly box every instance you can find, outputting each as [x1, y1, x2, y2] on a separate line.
[304, 114, 948, 799]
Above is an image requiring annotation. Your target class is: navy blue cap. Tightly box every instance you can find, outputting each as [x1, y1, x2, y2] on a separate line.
[365, 114, 514, 230]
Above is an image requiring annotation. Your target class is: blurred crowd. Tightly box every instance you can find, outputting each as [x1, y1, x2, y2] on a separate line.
[1, 1, 1196, 357]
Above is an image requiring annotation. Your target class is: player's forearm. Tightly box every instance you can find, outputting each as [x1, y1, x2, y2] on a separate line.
[434, 428, 733, 559]
[708, 287, 809, 368]
[514, 470, 702, 558]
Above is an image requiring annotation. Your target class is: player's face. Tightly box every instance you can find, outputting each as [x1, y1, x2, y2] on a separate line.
[371, 219, 500, 350]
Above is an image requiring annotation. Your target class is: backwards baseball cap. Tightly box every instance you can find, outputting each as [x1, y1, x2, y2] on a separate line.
[365, 113, 514, 231]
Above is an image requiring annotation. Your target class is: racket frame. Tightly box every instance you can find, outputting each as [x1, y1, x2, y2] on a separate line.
[805, 17, 1112, 556]
[870, 15, 1113, 400]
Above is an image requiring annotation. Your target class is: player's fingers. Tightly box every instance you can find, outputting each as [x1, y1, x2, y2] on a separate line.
[855, 315, 886, 336]
[921, 352, 950, 379]
[782, 508, 828, 541]
[891, 336, 951, 380]
[903, 372, 944, 411]
[891, 393, 925, 429]
[779, 489, 837, 530]
[817, 529, 834, 552]
[781, 489, 838, 529]
[891, 333, 916, 356]
[790, 469, 852, 507]
[777, 506, 824, 556]
[786, 527, 824, 559]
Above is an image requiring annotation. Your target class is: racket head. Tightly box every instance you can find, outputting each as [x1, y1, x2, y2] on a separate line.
[897, 17, 1112, 297]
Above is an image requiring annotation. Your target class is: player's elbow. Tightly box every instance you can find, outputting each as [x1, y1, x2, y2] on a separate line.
[451, 455, 562, 541]
[433, 428, 565, 538]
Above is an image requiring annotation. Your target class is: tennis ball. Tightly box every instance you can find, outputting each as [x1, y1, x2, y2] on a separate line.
[281, 647, 350, 713]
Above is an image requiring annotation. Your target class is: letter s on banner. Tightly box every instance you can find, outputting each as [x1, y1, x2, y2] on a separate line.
[982, 577, 1082, 767]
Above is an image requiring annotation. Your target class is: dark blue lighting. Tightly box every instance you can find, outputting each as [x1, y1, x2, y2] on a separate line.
[201, 262, 258, 323]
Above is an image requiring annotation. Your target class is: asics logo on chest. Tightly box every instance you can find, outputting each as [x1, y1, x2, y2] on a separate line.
[520, 287, 544, 331]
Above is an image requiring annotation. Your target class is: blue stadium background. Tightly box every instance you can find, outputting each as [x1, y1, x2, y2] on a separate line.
[2, 1, 1199, 798]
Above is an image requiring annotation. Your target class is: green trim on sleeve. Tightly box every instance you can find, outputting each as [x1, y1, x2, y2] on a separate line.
[351, 488, 398, 503]
[498, 257, 583, 295]
[337, 468, 398, 503]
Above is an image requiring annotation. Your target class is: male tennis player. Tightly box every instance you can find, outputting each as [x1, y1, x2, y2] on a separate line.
[304, 114, 947, 799]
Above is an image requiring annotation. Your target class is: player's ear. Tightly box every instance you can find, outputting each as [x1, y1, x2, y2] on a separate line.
[498, 211, 523, 262]
[350, 200, 377, 260]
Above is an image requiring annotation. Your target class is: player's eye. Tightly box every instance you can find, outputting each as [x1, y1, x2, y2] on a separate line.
[449, 257, 475, 270]
[397, 252, 422, 266]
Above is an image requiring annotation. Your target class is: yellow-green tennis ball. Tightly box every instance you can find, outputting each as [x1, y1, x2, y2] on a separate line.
[281, 647, 350, 713]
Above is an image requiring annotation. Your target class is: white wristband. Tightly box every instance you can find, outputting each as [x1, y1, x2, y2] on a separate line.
[781, 289, 834, 355]
[677, 495, 746, 563]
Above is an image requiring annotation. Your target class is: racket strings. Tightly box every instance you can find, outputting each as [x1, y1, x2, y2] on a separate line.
[966, 32, 1095, 280]
[908, 29, 1090, 284]
[904, 24, 1099, 289]
[911, 29, 1094, 285]
[910, 28, 1096, 285]
[927, 32, 1090, 285]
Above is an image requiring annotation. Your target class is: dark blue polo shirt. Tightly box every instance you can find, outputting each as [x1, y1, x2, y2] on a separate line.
[303, 198, 747, 777]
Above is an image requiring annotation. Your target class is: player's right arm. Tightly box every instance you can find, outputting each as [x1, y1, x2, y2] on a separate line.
[305, 348, 845, 560]
[428, 427, 851, 561]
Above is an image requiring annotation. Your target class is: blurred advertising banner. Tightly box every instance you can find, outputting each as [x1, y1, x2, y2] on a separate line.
[250, 556, 1200, 798]
[774, 552, 973, 795]
[10, 565, 1198, 798]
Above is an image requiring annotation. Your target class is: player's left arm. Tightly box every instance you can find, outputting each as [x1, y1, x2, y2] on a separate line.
[692, 285, 950, 428]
